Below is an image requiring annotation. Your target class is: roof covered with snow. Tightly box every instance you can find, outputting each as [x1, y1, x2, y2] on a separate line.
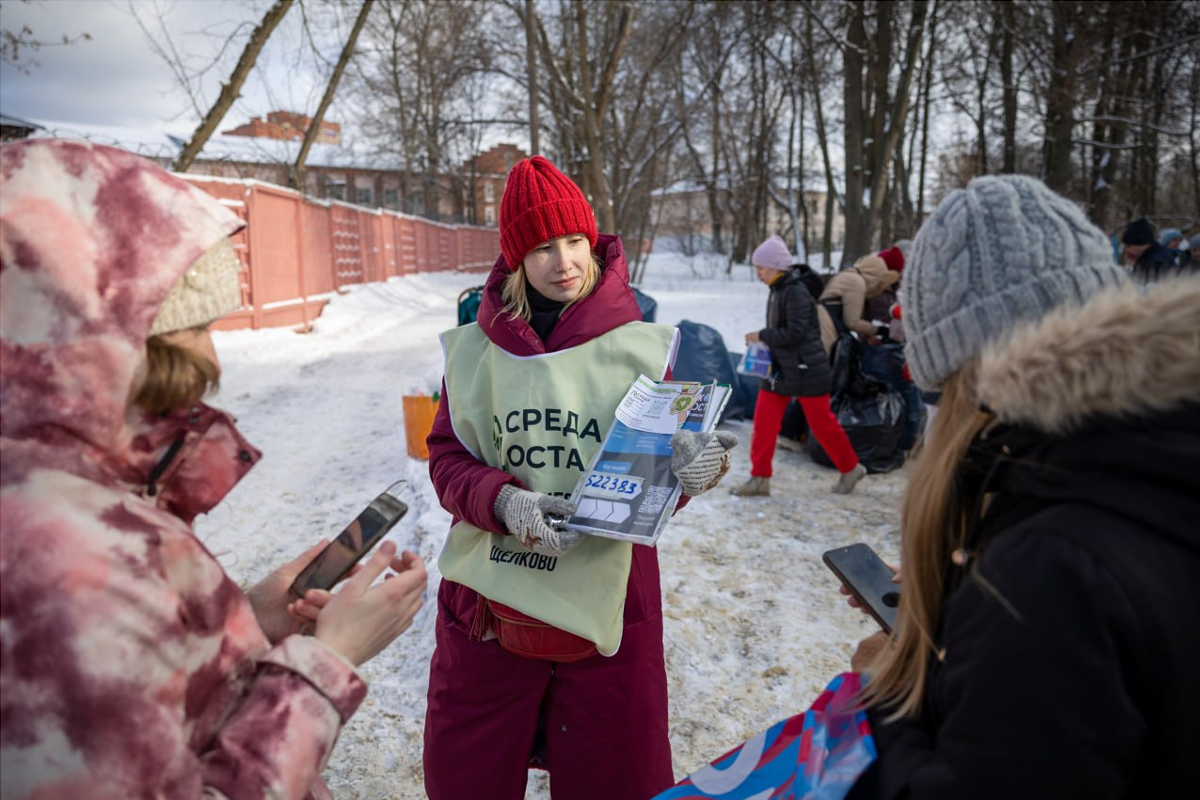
[18, 115, 402, 170]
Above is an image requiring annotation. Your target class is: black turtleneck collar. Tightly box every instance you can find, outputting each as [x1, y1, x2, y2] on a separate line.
[526, 281, 567, 342]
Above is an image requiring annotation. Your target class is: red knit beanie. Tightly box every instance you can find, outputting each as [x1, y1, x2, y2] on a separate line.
[879, 246, 905, 272]
[499, 156, 598, 269]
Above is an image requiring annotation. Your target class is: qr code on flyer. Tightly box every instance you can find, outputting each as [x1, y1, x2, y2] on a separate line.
[639, 485, 673, 516]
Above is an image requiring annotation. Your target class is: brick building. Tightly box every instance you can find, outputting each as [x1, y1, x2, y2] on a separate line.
[461, 143, 528, 226]
[223, 111, 342, 145]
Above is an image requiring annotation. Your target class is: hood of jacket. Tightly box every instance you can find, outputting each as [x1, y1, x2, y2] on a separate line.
[475, 232, 643, 356]
[1, 140, 245, 490]
[853, 254, 899, 297]
[972, 277, 1200, 553]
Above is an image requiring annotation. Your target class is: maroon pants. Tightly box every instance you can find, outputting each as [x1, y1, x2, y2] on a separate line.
[750, 389, 859, 476]
[424, 565, 674, 800]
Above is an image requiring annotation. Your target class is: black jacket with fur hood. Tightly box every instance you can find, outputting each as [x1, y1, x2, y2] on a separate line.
[853, 277, 1200, 800]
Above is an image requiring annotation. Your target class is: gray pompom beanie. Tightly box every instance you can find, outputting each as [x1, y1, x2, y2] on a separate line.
[904, 175, 1127, 390]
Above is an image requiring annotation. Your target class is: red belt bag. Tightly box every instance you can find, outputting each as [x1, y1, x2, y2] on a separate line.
[474, 595, 598, 662]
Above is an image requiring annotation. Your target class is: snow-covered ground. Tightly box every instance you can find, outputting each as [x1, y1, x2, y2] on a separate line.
[197, 251, 905, 798]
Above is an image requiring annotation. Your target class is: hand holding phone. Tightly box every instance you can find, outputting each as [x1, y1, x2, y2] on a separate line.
[289, 481, 410, 601]
[822, 543, 900, 634]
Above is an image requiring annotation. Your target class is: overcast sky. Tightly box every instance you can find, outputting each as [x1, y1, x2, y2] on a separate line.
[0, 0, 345, 136]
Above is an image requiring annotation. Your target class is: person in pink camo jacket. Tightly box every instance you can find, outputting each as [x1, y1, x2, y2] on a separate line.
[0, 139, 427, 800]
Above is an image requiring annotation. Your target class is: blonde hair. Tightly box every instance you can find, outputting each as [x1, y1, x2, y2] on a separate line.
[858, 362, 996, 719]
[498, 253, 603, 323]
[133, 332, 220, 415]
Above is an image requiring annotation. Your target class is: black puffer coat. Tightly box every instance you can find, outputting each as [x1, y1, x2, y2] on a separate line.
[758, 268, 831, 397]
[850, 279, 1200, 800]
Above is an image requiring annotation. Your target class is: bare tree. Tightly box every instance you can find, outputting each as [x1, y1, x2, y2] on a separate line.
[290, 0, 373, 191]
[352, 0, 494, 219]
[842, 0, 927, 262]
[1, 17, 91, 75]
[528, 0, 635, 232]
[173, 0, 295, 173]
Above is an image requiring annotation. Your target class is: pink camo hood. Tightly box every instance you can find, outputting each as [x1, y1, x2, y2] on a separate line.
[0, 140, 244, 465]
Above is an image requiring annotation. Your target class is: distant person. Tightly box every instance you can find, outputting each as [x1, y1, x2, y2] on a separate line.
[817, 254, 900, 352]
[0, 140, 428, 799]
[1121, 217, 1179, 282]
[863, 245, 905, 333]
[1179, 232, 1200, 273]
[731, 236, 866, 497]
[423, 155, 736, 800]
[843, 175, 1200, 799]
[1159, 227, 1185, 251]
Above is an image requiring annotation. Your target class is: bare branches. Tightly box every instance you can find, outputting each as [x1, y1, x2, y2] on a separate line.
[173, 0, 295, 172]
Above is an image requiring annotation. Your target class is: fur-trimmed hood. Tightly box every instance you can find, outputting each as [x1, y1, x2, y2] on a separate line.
[977, 276, 1200, 434]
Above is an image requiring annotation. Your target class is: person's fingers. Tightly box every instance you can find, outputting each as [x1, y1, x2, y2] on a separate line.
[339, 540, 398, 596]
[388, 551, 424, 573]
[288, 600, 322, 623]
[302, 588, 333, 607]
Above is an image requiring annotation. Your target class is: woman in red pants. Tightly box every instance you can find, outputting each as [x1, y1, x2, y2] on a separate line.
[731, 236, 867, 497]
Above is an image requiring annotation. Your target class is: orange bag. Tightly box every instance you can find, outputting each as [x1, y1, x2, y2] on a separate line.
[402, 394, 439, 460]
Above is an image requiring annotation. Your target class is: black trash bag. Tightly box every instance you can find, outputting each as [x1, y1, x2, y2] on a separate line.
[829, 332, 864, 395]
[672, 319, 745, 422]
[630, 286, 658, 322]
[808, 379, 907, 474]
[861, 342, 906, 385]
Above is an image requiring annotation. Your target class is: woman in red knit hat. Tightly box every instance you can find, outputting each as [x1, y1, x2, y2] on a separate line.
[423, 155, 736, 800]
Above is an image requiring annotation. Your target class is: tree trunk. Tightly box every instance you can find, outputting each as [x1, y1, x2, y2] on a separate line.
[842, 1, 867, 264]
[917, 5, 937, 223]
[291, 0, 373, 192]
[998, 0, 1017, 173]
[807, 13, 837, 267]
[173, 0, 294, 173]
[864, 0, 927, 252]
[1043, 1, 1079, 193]
[525, 0, 540, 155]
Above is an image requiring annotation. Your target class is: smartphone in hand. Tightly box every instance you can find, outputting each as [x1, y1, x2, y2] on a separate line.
[822, 543, 900, 634]
[289, 481, 410, 600]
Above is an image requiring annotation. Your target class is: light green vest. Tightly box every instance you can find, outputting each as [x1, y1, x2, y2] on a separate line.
[437, 320, 678, 655]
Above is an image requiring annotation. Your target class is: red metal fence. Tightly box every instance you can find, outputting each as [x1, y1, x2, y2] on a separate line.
[183, 176, 497, 331]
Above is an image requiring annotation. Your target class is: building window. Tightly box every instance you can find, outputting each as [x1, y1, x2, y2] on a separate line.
[356, 187, 372, 206]
[484, 182, 495, 202]
[384, 189, 398, 209]
[504, 153, 514, 170]
[327, 183, 345, 201]
[485, 205, 495, 224]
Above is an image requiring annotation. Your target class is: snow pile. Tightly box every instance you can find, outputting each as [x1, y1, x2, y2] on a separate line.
[198, 253, 905, 798]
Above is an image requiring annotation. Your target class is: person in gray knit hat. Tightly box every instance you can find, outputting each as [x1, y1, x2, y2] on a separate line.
[903, 174, 1126, 389]
[838, 174, 1200, 799]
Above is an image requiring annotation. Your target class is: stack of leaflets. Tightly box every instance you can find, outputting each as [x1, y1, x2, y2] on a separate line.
[565, 374, 731, 546]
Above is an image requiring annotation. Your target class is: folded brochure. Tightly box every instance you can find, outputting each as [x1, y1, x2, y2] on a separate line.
[565, 374, 731, 546]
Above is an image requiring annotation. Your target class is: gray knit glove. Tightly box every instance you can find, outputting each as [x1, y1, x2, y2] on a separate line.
[671, 430, 739, 496]
[494, 485, 582, 557]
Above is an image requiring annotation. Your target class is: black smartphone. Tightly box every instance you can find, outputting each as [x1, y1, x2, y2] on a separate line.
[822, 543, 900, 634]
[289, 481, 409, 600]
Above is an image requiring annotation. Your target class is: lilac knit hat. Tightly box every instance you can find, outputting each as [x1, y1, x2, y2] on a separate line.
[751, 236, 794, 271]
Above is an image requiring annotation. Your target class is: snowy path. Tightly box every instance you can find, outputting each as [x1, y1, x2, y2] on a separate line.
[198, 262, 905, 798]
